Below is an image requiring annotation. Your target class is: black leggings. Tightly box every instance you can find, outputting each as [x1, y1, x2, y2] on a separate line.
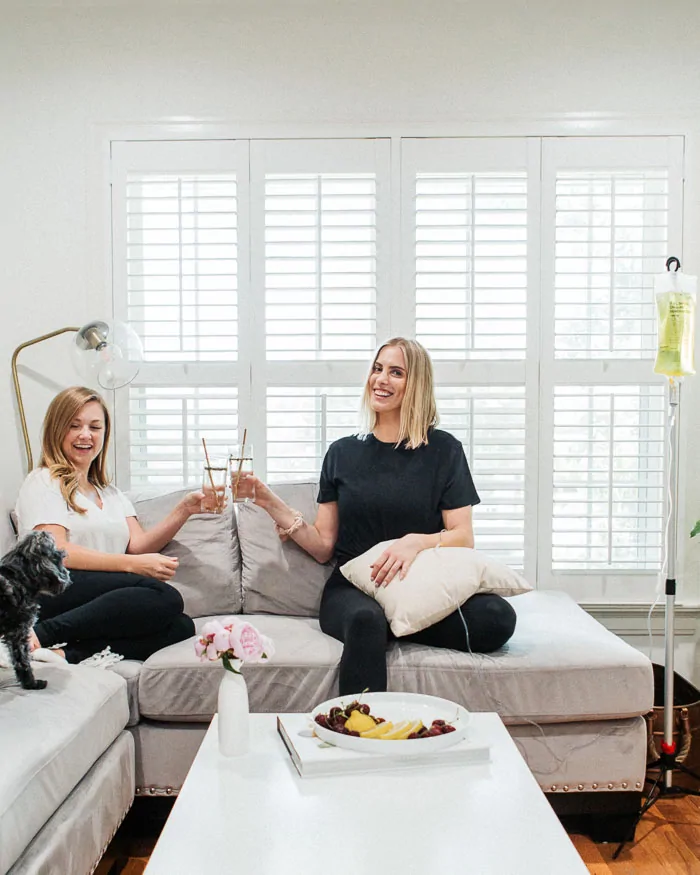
[35, 570, 195, 664]
[319, 566, 517, 695]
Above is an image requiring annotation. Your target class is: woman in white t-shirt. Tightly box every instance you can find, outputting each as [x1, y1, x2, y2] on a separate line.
[15, 386, 212, 663]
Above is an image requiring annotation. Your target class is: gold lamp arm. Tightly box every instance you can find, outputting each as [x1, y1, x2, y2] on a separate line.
[11, 327, 80, 475]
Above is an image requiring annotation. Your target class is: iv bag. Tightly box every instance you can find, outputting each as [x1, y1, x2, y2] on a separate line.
[653, 269, 697, 377]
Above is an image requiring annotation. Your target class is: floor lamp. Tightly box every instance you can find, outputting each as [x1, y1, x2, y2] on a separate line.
[614, 257, 699, 857]
[11, 319, 143, 474]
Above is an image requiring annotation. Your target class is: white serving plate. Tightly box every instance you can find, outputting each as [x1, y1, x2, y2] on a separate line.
[310, 692, 470, 756]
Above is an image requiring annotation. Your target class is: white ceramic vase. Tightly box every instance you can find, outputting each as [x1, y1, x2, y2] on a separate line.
[217, 663, 250, 757]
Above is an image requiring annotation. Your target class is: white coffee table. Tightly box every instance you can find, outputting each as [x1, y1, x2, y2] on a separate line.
[145, 712, 587, 874]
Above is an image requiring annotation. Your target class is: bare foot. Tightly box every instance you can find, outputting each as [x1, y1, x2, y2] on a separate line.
[28, 629, 41, 652]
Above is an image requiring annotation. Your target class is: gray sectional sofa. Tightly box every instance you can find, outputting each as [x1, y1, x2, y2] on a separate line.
[0, 479, 655, 871]
[126, 481, 653, 838]
[0, 662, 133, 875]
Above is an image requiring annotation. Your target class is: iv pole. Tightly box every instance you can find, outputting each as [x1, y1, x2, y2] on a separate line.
[614, 256, 700, 857]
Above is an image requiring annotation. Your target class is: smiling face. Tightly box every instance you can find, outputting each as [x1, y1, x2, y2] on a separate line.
[61, 400, 106, 473]
[368, 345, 408, 416]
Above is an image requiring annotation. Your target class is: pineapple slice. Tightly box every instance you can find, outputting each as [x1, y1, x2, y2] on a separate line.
[360, 720, 395, 738]
[345, 710, 376, 734]
[381, 720, 422, 740]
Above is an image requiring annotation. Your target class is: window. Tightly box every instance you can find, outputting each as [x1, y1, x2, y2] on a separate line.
[111, 134, 683, 602]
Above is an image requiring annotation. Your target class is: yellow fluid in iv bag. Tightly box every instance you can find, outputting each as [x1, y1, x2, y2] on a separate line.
[653, 273, 696, 378]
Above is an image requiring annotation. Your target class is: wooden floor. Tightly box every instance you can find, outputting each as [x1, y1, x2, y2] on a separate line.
[97, 794, 700, 875]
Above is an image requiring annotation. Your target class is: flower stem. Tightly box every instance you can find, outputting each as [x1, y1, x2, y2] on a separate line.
[222, 653, 241, 674]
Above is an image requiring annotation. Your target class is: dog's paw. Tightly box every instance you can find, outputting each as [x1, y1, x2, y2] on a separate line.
[22, 678, 48, 690]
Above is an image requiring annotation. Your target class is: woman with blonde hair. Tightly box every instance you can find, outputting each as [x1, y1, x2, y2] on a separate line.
[243, 338, 516, 694]
[15, 386, 210, 663]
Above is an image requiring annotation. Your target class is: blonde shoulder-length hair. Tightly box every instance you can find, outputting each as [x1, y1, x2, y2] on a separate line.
[360, 337, 439, 449]
[39, 386, 112, 515]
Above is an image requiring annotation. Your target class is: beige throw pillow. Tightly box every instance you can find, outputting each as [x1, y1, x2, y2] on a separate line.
[340, 541, 532, 637]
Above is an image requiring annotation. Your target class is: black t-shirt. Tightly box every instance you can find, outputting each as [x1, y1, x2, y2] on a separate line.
[317, 428, 480, 564]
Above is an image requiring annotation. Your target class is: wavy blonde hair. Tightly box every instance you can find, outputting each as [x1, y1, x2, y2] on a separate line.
[360, 337, 438, 449]
[39, 386, 112, 514]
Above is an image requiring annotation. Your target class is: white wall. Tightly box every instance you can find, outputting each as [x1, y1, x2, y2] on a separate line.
[2, 0, 700, 603]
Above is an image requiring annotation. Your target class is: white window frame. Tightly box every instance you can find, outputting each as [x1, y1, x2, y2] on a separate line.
[103, 127, 691, 606]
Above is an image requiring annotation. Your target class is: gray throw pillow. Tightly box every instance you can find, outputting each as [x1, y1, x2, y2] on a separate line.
[237, 480, 334, 617]
[129, 488, 242, 618]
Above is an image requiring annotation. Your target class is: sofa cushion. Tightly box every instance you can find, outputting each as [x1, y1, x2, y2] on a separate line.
[138, 615, 343, 721]
[129, 488, 242, 617]
[0, 663, 129, 875]
[109, 659, 143, 727]
[136, 592, 652, 725]
[238, 481, 334, 617]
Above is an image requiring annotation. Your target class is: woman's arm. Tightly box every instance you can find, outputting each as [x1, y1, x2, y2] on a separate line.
[242, 474, 339, 564]
[124, 491, 207, 555]
[34, 524, 179, 581]
[371, 506, 474, 587]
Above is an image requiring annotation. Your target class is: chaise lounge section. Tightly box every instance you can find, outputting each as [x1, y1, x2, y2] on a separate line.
[0, 663, 133, 875]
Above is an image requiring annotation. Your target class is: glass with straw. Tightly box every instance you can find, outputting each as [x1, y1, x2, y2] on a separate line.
[229, 430, 255, 503]
[201, 438, 228, 514]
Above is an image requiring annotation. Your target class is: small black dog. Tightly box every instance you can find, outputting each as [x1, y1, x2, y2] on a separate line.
[0, 531, 71, 689]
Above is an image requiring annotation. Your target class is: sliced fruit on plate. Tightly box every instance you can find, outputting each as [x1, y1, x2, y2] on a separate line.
[381, 719, 424, 740]
[345, 710, 376, 734]
[360, 720, 396, 738]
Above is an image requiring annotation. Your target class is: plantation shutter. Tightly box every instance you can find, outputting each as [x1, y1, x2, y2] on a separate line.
[248, 139, 391, 481]
[111, 141, 250, 489]
[436, 387, 527, 568]
[250, 139, 390, 363]
[402, 138, 538, 578]
[539, 136, 684, 602]
[128, 387, 238, 488]
[266, 387, 363, 481]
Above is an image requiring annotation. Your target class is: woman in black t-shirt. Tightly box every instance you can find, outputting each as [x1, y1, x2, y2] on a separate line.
[241, 338, 516, 694]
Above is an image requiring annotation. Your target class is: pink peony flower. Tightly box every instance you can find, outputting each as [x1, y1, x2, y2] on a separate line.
[213, 628, 231, 652]
[194, 617, 273, 668]
[229, 621, 266, 662]
[200, 620, 222, 638]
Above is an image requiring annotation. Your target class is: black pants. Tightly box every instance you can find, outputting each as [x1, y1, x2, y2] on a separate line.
[35, 570, 195, 664]
[319, 566, 517, 695]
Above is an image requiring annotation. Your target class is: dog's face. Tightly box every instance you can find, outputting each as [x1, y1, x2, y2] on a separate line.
[1, 531, 71, 597]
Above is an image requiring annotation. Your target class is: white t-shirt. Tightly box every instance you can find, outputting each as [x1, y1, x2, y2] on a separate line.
[15, 468, 137, 554]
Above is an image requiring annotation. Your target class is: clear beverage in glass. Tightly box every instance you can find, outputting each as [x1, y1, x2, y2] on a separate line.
[229, 443, 254, 503]
[202, 457, 229, 513]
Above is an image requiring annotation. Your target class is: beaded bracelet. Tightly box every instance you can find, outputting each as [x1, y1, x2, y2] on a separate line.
[274, 509, 304, 538]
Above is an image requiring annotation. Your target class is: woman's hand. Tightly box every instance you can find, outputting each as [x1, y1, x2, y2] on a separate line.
[371, 534, 428, 587]
[179, 490, 213, 515]
[127, 553, 179, 581]
[235, 473, 274, 508]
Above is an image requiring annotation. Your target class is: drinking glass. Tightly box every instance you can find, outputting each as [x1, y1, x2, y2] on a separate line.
[202, 457, 229, 514]
[229, 443, 255, 503]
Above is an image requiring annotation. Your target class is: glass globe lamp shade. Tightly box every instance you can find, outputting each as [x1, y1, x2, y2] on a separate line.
[71, 319, 143, 390]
